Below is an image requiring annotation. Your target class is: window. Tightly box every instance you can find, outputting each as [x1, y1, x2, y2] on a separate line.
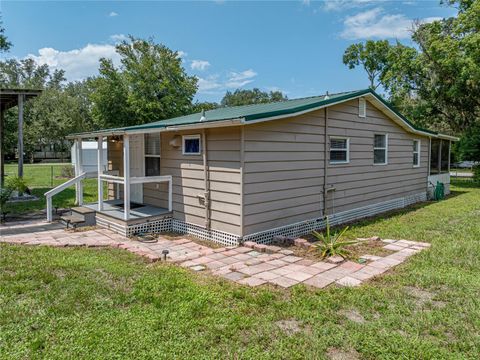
[359, 98, 366, 118]
[440, 140, 450, 173]
[373, 134, 388, 165]
[145, 133, 160, 176]
[182, 135, 201, 155]
[329, 137, 349, 164]
[430, 139, 440, 174]
[413, 140, 420, 167]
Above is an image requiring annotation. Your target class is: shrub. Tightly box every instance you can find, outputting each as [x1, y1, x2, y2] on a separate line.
[473, 165, 480, 183]
[0, 187, 12, 212]
[60, 165, 75, 178]
[310, 217, 358, 258]
[5, 175, 29, 194]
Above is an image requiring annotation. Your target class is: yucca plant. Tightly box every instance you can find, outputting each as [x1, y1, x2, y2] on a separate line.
[310, 217, 358, 258]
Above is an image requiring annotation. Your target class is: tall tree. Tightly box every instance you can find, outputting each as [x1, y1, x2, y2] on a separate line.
[0, 17, 11, 53]
[0, 59, 93, 160]
[342, 0, 479, 141]
[90, 36, 198, 128]
[342, 40, 390, 90]
[221, 88, 287, 107]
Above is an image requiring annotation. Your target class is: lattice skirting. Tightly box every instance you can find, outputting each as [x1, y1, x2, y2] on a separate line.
[96, 192, 426, 245]
[171, 219, 240, 246]
[243, 192, 427, 244]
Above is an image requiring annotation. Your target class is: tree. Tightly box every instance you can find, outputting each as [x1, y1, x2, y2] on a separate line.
[221, 88, 287, 107]
[342, 40, 390, 90]
[90, 36, 198, 128]
[341, 0, 479, 148]
[0, 59, 93, 160]
[191, 101, 219, 113]
[0, 17, 11, 53]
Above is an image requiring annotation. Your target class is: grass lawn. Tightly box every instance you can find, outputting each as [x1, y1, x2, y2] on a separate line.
[1, 181, 479, 359]
[4, 163, 102, 215]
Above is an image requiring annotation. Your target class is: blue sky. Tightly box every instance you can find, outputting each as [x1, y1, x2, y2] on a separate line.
[2, 1, 456, 102]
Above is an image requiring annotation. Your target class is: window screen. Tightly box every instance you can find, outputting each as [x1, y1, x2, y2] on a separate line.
[374, 134, 387, 164]
[430, 139, 440, 174]
[145, 133, 160, 155]
[413, 140, 420, 167]
[330, 138, 349, 163]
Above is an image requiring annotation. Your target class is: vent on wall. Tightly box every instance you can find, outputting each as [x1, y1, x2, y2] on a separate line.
[359, 98, 366, 118]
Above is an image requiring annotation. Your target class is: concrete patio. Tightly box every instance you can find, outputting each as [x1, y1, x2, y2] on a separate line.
[0, 220, 431, 289]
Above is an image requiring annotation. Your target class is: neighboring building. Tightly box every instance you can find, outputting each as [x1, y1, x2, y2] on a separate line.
[56, 89, 457, 245]
[71, 141, 108, 174]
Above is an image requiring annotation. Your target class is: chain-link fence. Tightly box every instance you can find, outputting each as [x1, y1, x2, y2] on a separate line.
[4, 163, 74, 189]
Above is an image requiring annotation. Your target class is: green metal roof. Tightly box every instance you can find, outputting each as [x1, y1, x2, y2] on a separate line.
[70, 88, 457, 140]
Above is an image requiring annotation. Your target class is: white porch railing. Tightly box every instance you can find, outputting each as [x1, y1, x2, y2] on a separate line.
[45, 172, 87, 222]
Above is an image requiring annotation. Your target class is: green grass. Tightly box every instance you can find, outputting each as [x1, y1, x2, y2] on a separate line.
[1, 183, 479, 359]
[4, 163, 103, 214]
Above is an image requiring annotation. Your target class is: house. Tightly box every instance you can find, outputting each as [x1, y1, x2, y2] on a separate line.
[49, 89, 457, 245]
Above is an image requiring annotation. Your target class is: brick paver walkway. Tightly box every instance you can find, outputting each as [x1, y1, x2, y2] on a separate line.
[0, 220, 430, 289]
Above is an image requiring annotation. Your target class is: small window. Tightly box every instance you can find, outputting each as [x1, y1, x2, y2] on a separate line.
[373, 134, 388, 165]
[359, 98, 366, 118]
[182, 135, 201, 155]
[330, 137, 349, 164]
[413, 140, 420, 167]
[145, 133, 160, 176]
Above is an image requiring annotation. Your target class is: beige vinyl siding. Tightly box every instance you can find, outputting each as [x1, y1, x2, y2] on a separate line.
[243, 113, 325, 235]
[142, 127, 242, 235]
[325, 99, 429, 214]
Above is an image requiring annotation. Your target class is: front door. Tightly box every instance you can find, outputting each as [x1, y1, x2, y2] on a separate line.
[129, 134, 144, 204]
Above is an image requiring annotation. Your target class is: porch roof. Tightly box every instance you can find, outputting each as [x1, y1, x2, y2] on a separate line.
[69, 88, 458, 141]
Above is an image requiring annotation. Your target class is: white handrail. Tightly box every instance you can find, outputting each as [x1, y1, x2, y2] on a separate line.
[45, 172, 86, 222]
[99, 174, 124, 184]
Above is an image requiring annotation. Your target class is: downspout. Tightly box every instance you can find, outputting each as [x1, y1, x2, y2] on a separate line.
[202, 129, 211, 230]
[239, 126, 245, 240]
[323, 107, 329, 216]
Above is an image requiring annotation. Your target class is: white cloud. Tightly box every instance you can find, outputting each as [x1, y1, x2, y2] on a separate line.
[197, 69, 258, 94]
[340, 8, 440, 40]
[323, 0, 379, 12]
[110, 34, 128, 43]
[176, 50, 188, 59]
[191, 60, 210, 71]
[109, 11, 118, 17]
[225, 69, 257, 88]
[27, 44, 121, 81]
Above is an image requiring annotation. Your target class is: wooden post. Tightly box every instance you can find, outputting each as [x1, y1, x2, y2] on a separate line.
[97, 136, 103, 211]
[18, 94, 24, 178]
[123, 134, 130, 220]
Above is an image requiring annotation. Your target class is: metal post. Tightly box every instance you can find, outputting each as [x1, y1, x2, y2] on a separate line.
[123, 134, 130, 220]
[97, 136, 103, 211]
[17, 94, 24, 178]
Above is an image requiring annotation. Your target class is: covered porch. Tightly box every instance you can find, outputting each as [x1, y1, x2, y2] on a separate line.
[46, 132, 173, 223]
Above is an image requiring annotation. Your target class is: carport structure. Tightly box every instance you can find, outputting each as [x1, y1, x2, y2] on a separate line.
[0, 88, 42, 186]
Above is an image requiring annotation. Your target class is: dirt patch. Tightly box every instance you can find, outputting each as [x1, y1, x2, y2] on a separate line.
[159, 232, 223, 249]
[339, 309, 366, 324]
[404, 286, 445, 309]
[278, 237, 394, 262]
[275, 319, 304, 336]
[326, 347, 360, 360]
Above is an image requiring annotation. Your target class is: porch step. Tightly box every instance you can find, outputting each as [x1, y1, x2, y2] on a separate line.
[71, 206, 96, 215]
[60, 214, 86, 229]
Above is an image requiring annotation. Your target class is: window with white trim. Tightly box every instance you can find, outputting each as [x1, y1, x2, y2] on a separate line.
[182, 135, 201, 155]
[145, 133, 160, 176]
[413, 140, 420, 167]
[329, 137, 349, 164]
[373, 134, 388, 165]
[359, 98, 366, 118]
